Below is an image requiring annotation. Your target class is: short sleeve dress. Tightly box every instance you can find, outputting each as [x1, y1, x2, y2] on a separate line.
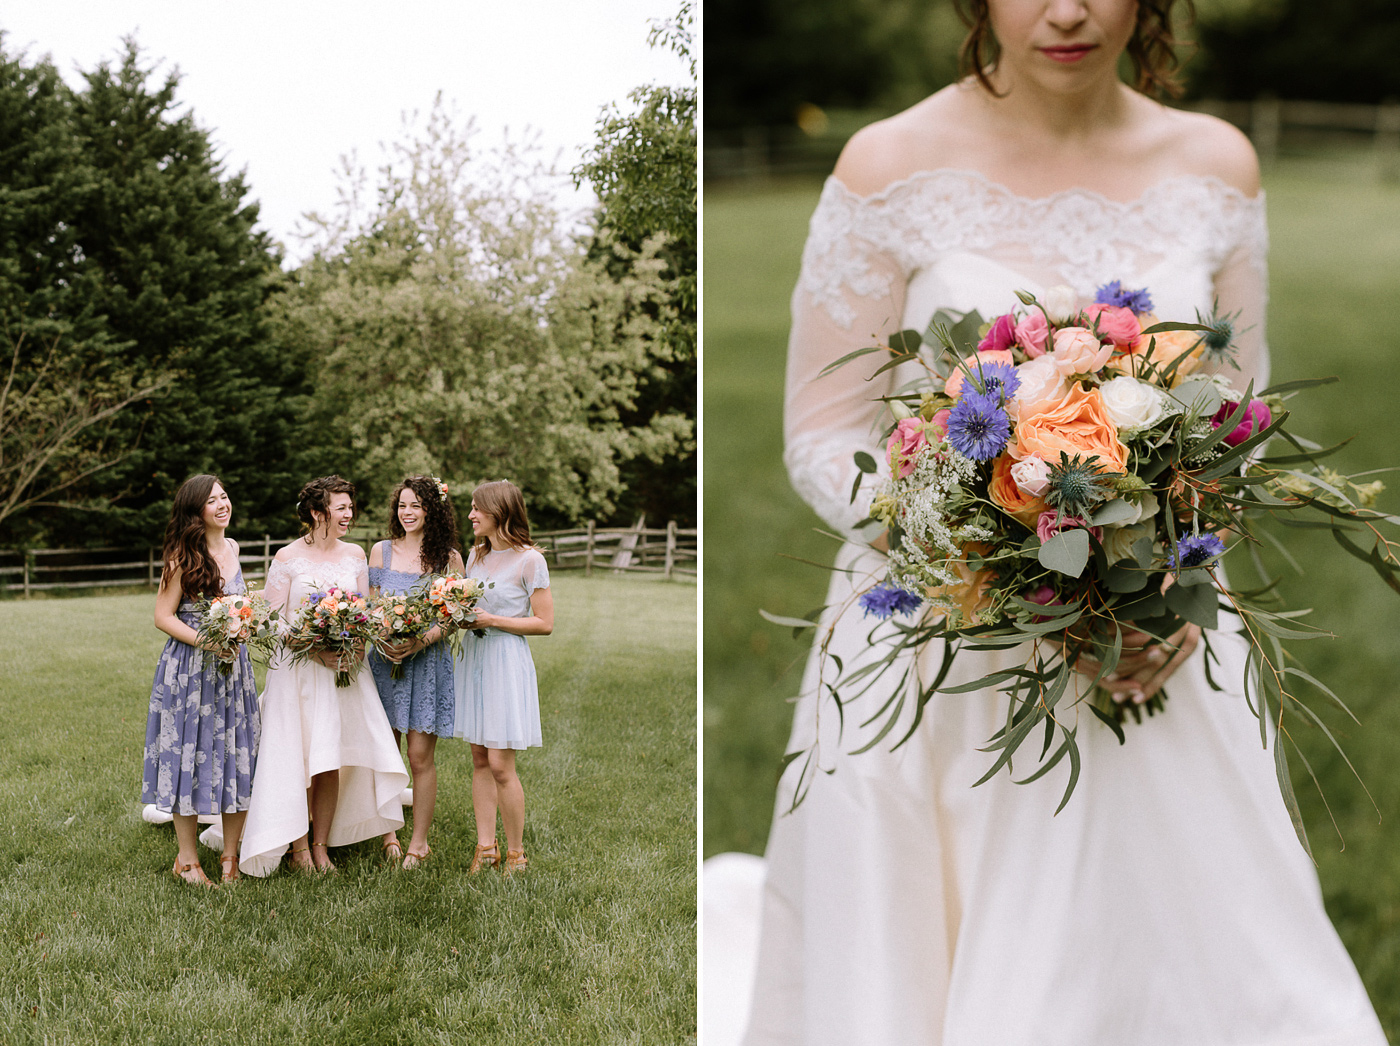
[141, 564, 261, 816]
[367, 540, 456, 737]
[452, 545, 548, 750]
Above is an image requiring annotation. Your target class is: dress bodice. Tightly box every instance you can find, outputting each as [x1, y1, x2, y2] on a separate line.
[264, 544, 369, 617]
[368, 540, 425, 596]
[465, 546, 550, 622]
[176, 565, 247, 618]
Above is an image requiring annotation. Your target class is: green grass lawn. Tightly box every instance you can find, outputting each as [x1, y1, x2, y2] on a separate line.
[0, 575, 696, 1045]
[703, 154, 1400, 1036]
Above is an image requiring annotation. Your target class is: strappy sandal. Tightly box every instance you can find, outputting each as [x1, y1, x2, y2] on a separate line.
[402, 844, 431, 871]
[468, 841, 499, 874]
[172, 857, 214, 888]
[310, 842, 337, 874]
[382, 836, 404, 864]
[220, 854, 241, 884]
[503, 848, 528, 876]
[285, 845, 314, 873]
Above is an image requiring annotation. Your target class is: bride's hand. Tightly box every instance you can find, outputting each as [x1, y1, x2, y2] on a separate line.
[1075, 623, 1201, 704]
[312, 648, 341, 670]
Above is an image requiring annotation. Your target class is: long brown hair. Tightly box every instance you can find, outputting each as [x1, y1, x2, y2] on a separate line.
[468, 480, 534, 564]
[387, 475, 459, 574]
[955, 0, 1193, 99]
[296, 475, 357, 541]
[161, 474, 226, 601]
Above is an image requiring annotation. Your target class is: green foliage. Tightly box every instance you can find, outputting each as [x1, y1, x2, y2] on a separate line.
[283, 101, 688, 527]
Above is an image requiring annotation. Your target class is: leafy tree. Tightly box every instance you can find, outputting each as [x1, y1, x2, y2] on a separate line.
[574, 2, 697, 525]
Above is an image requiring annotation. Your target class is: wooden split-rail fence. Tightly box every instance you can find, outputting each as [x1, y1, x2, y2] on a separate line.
[0, 521, 696, 597]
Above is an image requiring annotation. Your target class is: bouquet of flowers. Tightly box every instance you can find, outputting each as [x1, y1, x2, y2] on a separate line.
[777, 281, 1400, 854]
[193, 592, 280, 675]
[367, 590, 436, 680]
[425, 572, 491, 650]
[286, 585, 375, 687]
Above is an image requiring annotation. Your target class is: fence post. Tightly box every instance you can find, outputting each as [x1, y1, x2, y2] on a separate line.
[148, 547, 156, 588]
[22, 554, 29, 599]
[585, 520, 595, 577]
[665, 521, 676, 580]
[263, 534, 272, 579]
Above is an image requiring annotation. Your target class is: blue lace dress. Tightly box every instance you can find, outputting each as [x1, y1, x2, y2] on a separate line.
[368, 541, 456, 737]
[141, 565, 261, 815]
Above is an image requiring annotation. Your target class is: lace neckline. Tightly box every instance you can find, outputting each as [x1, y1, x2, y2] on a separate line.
[825, 168, 1262, 211]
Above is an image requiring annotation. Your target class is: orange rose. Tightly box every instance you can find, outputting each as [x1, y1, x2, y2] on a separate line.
[928, 542, 994, 625]
[1009, 384, 1129, 472]
[988, 453, 1047, 528]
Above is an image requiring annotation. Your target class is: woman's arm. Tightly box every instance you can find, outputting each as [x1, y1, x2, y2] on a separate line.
[153, 561, 201, 647]
[473, 586, 554, 637]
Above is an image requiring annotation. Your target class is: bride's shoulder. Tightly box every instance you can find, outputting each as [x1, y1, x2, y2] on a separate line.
[337, 540, 366, 561]
[1150, 104, 1261, 197]
[832, 86, 976, 198]
[273, 540, 307, 563]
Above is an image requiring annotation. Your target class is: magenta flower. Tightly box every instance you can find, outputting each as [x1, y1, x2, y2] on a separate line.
[1211, 399, 1271, 446]
[978, 313, 1017, 353]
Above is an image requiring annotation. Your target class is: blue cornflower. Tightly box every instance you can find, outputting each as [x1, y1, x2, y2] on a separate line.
[963, 360, 1021, 405]
[859, 583, 924, 619]
[946, 392, 1010, 461]
[1171, 531, 1226, 568]
[1095, 280, 1154, 315]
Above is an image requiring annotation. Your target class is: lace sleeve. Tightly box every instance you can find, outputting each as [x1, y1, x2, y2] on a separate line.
[1207, 192, 1270, 395]
[785, 179, 909, 535]
[264, 559, 294, 625]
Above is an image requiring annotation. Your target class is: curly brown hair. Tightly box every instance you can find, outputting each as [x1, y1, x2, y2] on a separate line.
[295, 475, 357, 540]
[954, 0, 1194, 100]
[386, 475, 459, 575]
[161, 474, 226, 602]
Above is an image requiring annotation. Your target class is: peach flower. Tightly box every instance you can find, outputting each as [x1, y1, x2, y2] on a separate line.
[989, 454, 1048, 528]
[1009, 384, 1130, 472]
[1050, 328, 1113, 378]
[1009, 356, 1068, 420]
[928, 542, 994, 625]
[944, 350, 1015, 398]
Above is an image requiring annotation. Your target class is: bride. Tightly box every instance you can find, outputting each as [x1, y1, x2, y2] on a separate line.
[239, 475, 409, 876]
[707, 1, 1387, 1044]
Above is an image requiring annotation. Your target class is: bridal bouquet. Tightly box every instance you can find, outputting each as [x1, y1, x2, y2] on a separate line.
[286, 586, 375, 687]
[368, 590, 435, 680]
[193, 592, 280, 675]
[778, 282, 1400, 853]
[425, 572, 491, 648]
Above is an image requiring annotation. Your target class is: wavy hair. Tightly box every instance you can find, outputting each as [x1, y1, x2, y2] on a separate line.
[161, 474, 226, 601]
[467, 480, 534, 564]
[955, 0, 1193, 99]
[386, 475, 459, 575]
[296, 475, 358, 541]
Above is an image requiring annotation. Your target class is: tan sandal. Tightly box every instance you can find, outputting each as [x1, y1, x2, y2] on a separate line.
[382, 836, 404, 864]
[172, 857, 214, 888]
[220, 854, 241, 884]
[503, 848, 528, 875]
[468, 842, 499, 874]
[402, 844, 431, 871]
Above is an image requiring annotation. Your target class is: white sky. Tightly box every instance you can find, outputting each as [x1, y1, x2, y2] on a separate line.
[1, 0, 688, 263]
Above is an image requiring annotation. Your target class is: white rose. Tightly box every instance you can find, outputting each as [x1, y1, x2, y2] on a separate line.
[1040, 285, 1079, 325]
[1010, 456, 1051, 498]
[1103, 519, 1156, 564]
[1113, 491, 1161, 527]
[1010, 357, 1067, 420]
[1099, 375, 1166, 431]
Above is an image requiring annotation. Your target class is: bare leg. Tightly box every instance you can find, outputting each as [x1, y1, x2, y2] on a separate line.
[487, 749, 525, 853]
[171, 813, 207, 883]
[309, 769, 339, 871]
[220, 810, 248, 880]
[405, 731, 438, 857]
[470, 743, 498, 847]
[382, 728, 404, 853]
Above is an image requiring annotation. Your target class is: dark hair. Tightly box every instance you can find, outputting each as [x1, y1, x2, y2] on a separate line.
[386, 475, 459, 575]
[161, 474, 226, 601]
[955, 0, 1193, 99]
[468, 480, 534, 563]
[296, 475, 357, 541]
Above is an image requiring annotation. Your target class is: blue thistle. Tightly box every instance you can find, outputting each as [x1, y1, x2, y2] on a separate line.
[1095, 280, 1154, 315]
[1171, 531, 1227, 568]
[859, 583, 924, 619]
[1194, 304, 1239, 368]
[1044, 452, 1121, 520]
[946, 393, 1010, 461]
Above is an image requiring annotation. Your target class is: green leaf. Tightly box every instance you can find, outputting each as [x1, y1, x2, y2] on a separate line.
[1090, 704, 1127, 744]
[1259, 375, 1339, 396]
[816, 344, 886, 377]
[758, 609, 816, 630]
[1038, 528, 1091, 577]
[1106, 563, 1150, 593]
[853, 451, 878, 474]
[1089, 499, 1140, 526]
[1139, 320, 1214, 335]
[1164, 581, 1219, 629]
[888, 329, 922, 353]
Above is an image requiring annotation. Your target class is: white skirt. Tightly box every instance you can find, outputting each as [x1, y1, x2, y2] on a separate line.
[706, 543, 1386, 1046]
[239, 656, 409, 877]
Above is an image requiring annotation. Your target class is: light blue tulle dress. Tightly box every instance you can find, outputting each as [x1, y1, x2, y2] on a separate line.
[141, 565, 261, 815]
[368, 541, 456, 737]
[453, 546, 548, 749]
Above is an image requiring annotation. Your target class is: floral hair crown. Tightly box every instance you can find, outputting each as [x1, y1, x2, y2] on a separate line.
[431, 476, 448, 502]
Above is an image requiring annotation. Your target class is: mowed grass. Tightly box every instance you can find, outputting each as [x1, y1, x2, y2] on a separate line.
[703, 154, 1400, 1035]
[0, 575, 696, 1045]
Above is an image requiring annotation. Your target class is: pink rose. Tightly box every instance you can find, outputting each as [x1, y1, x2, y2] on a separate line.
[1010, 456, 1051, 497]
[1036, 511, 1103, 544]
[1014, 310, 1050, 357]
[1082, 303, 1141, 348]
[886, 417, 928, 478]
[978, 313, 1017, 353]
[1211, 399, 1272, 447]
[927, 407, 951, 441]
[1050, 327, 1113, 378]
[944, 350, 1015, 398]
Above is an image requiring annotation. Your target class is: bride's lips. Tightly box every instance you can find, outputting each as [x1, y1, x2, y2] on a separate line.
[1039, 44, 1096, 63]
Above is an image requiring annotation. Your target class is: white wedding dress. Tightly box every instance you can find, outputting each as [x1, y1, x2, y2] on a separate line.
[704, 171, 1386, 1046]
[239, 544, 409, 877]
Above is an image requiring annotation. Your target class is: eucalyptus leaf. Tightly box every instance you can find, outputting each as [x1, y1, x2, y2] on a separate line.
[1164, 582, 1219, 629]
[1038, 528, 1091, 577]
[854, 451, 878, 474]
[888, 329, 922, 353]
[1089, 499, 1141, 526]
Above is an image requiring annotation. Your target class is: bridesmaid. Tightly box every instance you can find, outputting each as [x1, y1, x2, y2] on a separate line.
[368, 475, 465, 869]
[454, 480, 553, 874]
[144, 474, 261, 886]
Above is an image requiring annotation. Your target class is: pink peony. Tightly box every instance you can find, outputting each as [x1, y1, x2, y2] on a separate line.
[1211, 399, 1272, 447]
[1014, 310, 1050, 357]
[1082, 303, 1142, 348]
[978, 313, 1017, 353]
[886, 417, 928, 478]
[1037, 511, 1103, 544]
[1050, 327, 1114, 378]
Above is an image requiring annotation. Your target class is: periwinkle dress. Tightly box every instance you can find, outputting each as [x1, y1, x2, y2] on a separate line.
[368, 540, 456, 737]
[141, 565, 261, 816]
[453, 546, 548, 750]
